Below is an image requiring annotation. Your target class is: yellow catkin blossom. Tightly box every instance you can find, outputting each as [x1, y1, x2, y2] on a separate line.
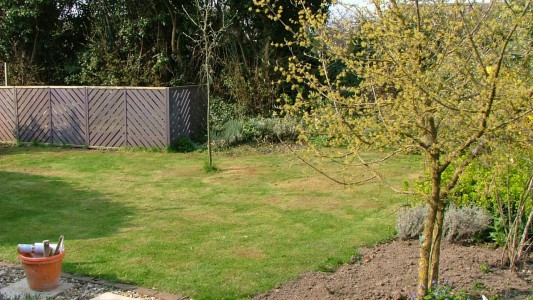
[253, 0, 532, 297]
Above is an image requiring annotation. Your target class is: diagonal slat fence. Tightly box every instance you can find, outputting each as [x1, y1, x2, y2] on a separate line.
[0, 88, 15, 142]
[0, 86, 206, 149]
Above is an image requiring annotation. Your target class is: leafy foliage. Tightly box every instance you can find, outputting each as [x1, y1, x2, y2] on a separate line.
[0, 0, 328, 119]
[418, 281, 476, 300]
[210, 96, 239, 132]
[169, 135, 198, 153]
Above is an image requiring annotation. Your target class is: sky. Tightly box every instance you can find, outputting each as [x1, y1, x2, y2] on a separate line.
[331, 0, 372, 17]
[338, 0, 370, 5]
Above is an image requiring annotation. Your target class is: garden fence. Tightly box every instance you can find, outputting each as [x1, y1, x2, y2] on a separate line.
[0, 86, 206, 149]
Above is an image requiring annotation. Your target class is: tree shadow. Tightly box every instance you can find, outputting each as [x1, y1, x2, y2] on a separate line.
[0, 171, 134, 245]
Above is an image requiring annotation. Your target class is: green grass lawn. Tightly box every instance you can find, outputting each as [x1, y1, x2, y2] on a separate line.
[0, 145, 421, 299]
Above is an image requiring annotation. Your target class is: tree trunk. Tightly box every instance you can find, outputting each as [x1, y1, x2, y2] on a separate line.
[417, 155, 442, 297]
[429, 201, 445, 283]
[206, 58, 212, 167]
[418, 200, 437, 297]
[205, 30, 212, 167]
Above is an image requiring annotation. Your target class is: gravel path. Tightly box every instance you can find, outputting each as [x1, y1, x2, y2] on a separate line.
[0, 262, 186, 300]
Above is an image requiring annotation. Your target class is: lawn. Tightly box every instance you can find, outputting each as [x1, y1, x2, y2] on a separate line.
[0, 145, 421, 299]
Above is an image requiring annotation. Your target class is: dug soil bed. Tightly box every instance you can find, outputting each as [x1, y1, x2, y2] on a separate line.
[254, 240, 532, 300]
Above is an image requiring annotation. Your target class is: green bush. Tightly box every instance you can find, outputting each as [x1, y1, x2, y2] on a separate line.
[412, 145, 532, 248]
[210, 96, 239, 132]
[443, 147, 532, 215]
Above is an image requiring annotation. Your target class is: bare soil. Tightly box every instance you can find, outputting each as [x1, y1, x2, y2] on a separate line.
[253, 240, 532, 300]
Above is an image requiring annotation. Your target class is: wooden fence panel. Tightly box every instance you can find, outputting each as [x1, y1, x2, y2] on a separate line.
[17, 88, 51, 143]
[0, 88, 15, 142]
[51, 88, 86, 146]
[187, 86, 207, 137]
[0, 86, 206, 148]
[168, 86, 206, 144]
[126, 89, 166, 149]
[88, 88, 126, 148]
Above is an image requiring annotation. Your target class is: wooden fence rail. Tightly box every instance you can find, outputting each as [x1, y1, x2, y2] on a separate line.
[0, 86, 206, 149]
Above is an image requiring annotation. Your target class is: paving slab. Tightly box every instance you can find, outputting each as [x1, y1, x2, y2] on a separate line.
[90, 292, 133, 300]
[0, 279, 74, 300]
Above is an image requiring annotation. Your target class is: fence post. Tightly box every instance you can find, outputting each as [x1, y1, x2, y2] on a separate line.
[49, 87, 53, 144]
[13, 87, 19, 142]
[124, 89, 128, 147]
[84, 87, 89, 148]
[165, 88, 171, 147]
[3, 63, 7, 86]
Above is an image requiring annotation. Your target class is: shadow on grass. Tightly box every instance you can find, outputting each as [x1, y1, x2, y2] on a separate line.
[0, 171, 134, 245]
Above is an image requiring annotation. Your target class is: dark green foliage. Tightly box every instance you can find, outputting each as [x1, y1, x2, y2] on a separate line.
[489, 217, 507, 247]
[169, 136, 197, 153]
[210, 96, 239, 132]
[0, 0, 85, 85]
[0, 0, 331, 119]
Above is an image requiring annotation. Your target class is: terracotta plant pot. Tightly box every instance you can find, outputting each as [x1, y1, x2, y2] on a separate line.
[19, 251, 64, 291]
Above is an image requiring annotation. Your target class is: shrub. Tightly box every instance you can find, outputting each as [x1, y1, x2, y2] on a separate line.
[212, 119, 245, 148]
[397, 206, 427, 240]
[272, 117, 299, 141]
[437, 145, 532, 215]
[169, 136, 197, 153]
[242, 117, 299, 143]
[211, 117, 299, 149]
[397, 205, 491, 243]
[443, 205, 491, 243]
[210, 96, 239, 132]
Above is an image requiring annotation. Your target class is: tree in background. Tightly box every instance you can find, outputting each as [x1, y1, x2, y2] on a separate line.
[219, 0, 329, 117]
[0, 0, 313, 119]
[0, 0, 84, 85]
[254, 0, 532, 297]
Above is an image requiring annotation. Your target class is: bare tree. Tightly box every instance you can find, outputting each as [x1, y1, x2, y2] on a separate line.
[184, 0, 231, 168]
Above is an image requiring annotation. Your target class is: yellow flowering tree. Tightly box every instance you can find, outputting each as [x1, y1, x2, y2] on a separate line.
[254, 0, 532, 297]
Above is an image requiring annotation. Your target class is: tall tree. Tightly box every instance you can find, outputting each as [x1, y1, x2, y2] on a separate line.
[254, 0, 532, 297]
